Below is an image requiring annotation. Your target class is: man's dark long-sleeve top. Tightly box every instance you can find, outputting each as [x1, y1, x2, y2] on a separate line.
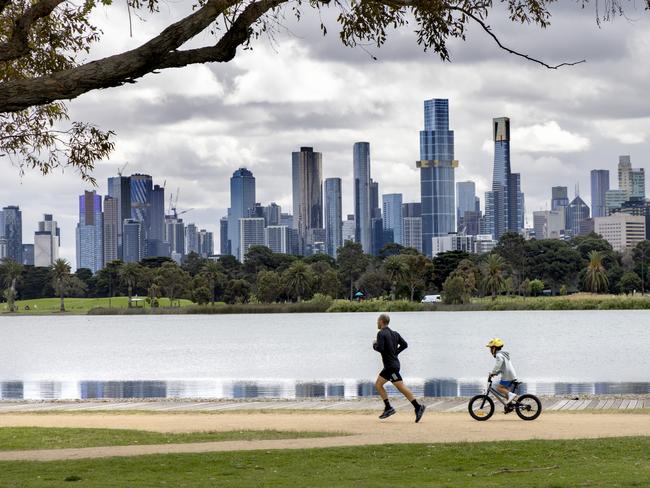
[373, 327, 408, 369]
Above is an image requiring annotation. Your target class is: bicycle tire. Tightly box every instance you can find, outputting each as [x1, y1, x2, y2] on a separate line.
[468, 394, 495, 421]
[515, 394, 542, 421]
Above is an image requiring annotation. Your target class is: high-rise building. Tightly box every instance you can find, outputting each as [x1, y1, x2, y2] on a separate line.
[590, 170, 609, 218]
[164, 215, 185, 263]
[34, 214, 60, 267]
[21, 244, 34, 265]
[197, 229, 214, 257]
[485, 117, 524, 240]
[228, 168, 256, 261]
[324, 178, 342, 257]
[76, 191, 103, 273]
[292, 147, 323, 255]
[265, 225, 289, 254]
[264, 203, 281, 227]
[605, 189, 627, 215]
[551, 186, 569, 211]
[122, 219, 144, 263]
[371, 218, 389, 255]
[103, 196, 119, 264]
[342, 215, 355, 244]
[185, 223, 199, 255]
[107, 175, 131, 259]
[219, 216, 229, 255]
[130, 174, 153, 234]
[566, 196, 590, 237]
[533, 210, 565, 240]
[370, 179, 381, 220]
[2, 206, 22, 263]
[459, 210, 482, 236]
[432, 234, 477, 258]
[280, 213, 293, 228]
[382, 193, 403, 245]
[618, 155, 645, 199]
[353, 142, 372, 253]
[239, 217, 265, 260]
[147, 184, 166, 256]
[594, 213, 645, 252]
[402, 202, 422, 253]
[418, 99, 457, 256]
[456, 181, 476, 229]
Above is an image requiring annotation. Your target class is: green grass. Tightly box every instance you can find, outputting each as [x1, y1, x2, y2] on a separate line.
[8, 297, 195, 315]
[0, 437, 648, 486]
[0, 427, 335, 451]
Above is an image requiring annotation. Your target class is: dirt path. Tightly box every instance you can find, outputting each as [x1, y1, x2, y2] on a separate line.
[0, 411, 648, 461]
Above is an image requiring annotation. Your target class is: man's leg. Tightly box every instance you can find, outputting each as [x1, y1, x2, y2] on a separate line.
[394, 380, 426, 423]
[375, 375, 396, 419]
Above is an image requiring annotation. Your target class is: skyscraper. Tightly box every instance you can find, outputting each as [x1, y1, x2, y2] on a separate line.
[590, 170, 610, 218]
[185, 223, 199, 254]
[619, 155, 645, 199]
[292, 147, 323, 255]
[197, 229, 214, 258]
[220, 216, 229, 255]
[456, 181, 476, 229]
[107, 175, 131, 259]
[551, 186, 569, 211]
[264, 203, 281, 226]
[1, 206, 22, 263]
[402, 202, 422, 253]
[22, 244, 34, 266]
[370, 179, 381, 219]
[148, 184, 166, 256]
[165, 215, 185, 264]
[76, 191, 103, 273]
[342, 215, 355, 244]
[353, 142, 372, 253]
[418, 99, 457, 256]
[239, 217, 265, 261]
[265, 226, 289, 254]
[382, 193, 403, 245]
[566, 195, 590, 237]
[34, 214, 60, 267]
[228, 168, 256, 261]
[122, 219, 143, 263]
[103, 196, 119, 264]
[130, 173, 153, 234]
[324, 178, 342, 257]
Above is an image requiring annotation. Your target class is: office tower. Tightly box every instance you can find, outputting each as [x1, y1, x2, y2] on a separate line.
[605, 189, 627, 215]
[551, 186, 569, 211]
[147, 184, 166, 256]
[197, 229, 214, 258]
[533, 210, 565, 240]
[21, 244, 34, 265]
[107, 175, 131, 259]
[418, 99, 457, 256]
[484, 117, 524, 240]
[265, 226, 290, 254]
[382, 193, 403, 245]
[566, 196, 590, 237]
[122, 219, 144, 263]
[185, 223, 199, 254]
[353, 142, 372, 252]
[594, 214, 645, 252]
[76, 191, 104, 273]
[324, 178, 342, 257]
[371, 218, 388, 255]
[619, 155, 645, 199]
[102, 196, 119, 264]
[0, 238, 6, 260]
[370, 179, 381, 219]
[2, 206, 22, 263]
[402, 202, 422, 253]
[264, 203, 281, 226]
[130, 173, 153, 233]
[239, 218, 265, 261]
[164, 215, 185, 263]
[456, 181, 476, 230]
[590, 170, 609, 218]
[432, 234, 476, 258]
[280, 213, 293, 228]
[292, 147, 323, 255]
[248, 203, 265, 219]
[34, 214, 60, 267]
[228, 168, 256, 261]
[219, 216, 229, 255]
[459, 210, 482, 236]
[342, 215, 355, 244]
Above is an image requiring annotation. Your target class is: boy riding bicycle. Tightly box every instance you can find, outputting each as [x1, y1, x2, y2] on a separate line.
[486, 338, 518, 404]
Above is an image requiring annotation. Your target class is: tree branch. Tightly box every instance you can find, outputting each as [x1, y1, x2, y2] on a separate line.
[0, 0, 67, 62]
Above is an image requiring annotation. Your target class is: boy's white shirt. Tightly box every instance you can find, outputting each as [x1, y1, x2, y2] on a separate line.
[491, 350, 517, 381]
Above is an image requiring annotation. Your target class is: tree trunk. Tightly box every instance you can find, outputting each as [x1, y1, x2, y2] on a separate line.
[410, 284, 415, 302]
[349, 278, 353, 301]
[60, 287, 65, 312]
[128, 285, 133, 307]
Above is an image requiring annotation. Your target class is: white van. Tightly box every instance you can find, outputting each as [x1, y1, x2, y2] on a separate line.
[421, 294, 441, 303]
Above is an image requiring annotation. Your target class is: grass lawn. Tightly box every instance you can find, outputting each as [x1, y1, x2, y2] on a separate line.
[0, 437, 648, 487]
[9, 297, 194, 314]
[0, 427, 335, 451]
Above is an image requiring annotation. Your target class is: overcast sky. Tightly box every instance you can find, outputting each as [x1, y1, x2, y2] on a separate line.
[2, 2, 650, 266]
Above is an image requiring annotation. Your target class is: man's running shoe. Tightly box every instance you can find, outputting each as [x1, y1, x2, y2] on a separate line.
[379, 407, 396, 419]
[415, 404, 426, 423]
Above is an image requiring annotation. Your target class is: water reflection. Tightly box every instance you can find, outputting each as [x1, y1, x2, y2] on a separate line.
[0, 380, 648, 400]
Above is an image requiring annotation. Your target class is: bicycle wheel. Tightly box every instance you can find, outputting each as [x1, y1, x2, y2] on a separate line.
[515, 394, 542, 421]
[468, 395, 494, 421]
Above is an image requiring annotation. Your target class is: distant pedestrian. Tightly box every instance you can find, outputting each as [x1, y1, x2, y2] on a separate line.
[372, 313, 425, 422]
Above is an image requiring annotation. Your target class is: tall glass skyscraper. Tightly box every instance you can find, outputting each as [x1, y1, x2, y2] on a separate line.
[76, 191, 104, 273]
[1, 206, 22, 263]
[122, 219, 143, 263]
[353, 142, 372, 253]
[130, 174, 153, 243]
[324, 178, 342, 257]
[228, 168, 256, 261]
[382, 193, 403, 245]
[292, 147, 323, 255]
[418, 99, 457, 256]
[551, 186, 569, 211]
[566, 195, 590, 237]
[103, 196, 119, 264]
[456, 181, 476, 230]
[107, 175, 131, 259]
[590, 170, 610, 218]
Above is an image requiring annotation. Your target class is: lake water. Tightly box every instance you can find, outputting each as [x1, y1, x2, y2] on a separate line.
[0, 311, 648, 399]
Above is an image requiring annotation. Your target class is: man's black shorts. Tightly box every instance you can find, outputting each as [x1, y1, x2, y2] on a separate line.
[379, 368, 403, 383]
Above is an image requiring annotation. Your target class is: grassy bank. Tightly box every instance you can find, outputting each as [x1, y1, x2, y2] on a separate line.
[0, 437, 648, 486]
[6, 297, 194, 315]
[0, 427, 334, 451]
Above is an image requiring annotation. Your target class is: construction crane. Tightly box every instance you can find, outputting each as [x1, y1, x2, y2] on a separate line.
[117, 162, 129, 177]
[167, 188, 194, 220]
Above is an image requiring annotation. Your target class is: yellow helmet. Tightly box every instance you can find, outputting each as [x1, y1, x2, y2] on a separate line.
[486, 338, 504, 348]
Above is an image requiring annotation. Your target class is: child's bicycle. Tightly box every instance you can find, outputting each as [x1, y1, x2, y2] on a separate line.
[468, 376, 542, 421]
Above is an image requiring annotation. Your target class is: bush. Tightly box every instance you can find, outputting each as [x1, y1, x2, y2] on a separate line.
[442, 276, 467, 305]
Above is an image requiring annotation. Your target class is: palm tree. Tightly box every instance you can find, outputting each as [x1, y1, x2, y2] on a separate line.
[51, 259, 71, 312]
[283, 261, 314, 302]
[584, 250, 609, 293]
[383, 256, 406, 300]
[1, 258, 23, 312]
[119, 262, 142, 307]
[481, 253, 506, 300]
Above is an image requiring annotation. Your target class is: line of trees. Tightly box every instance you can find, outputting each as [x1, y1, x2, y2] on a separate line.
[3, 232, 650, 309]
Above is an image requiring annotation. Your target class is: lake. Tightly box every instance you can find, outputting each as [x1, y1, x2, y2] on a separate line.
[0, 311, 648, 399]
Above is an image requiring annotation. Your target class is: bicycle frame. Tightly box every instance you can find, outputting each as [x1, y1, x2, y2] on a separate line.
[485, 378, 519, 407]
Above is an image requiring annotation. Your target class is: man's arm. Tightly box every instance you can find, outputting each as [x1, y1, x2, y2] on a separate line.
[396, 334, 408, 355]
[373, 331, 385, 352]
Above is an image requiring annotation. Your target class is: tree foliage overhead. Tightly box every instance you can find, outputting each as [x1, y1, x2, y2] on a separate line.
[2, 0, 643, 178]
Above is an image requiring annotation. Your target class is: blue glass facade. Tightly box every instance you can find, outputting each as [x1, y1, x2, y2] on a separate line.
[590, 170, 610, 218]
[107, 175, 131, 259]
[382, 193, 403, 245]
[353, 142, 372, 253]
[324, 178, 342, 257]
[419, 99, 456, 256]
[228, 168, 256, 261]
[76, 191, 104, 273]
[1, 206, 22, 263]
[129, 174, 153, 241]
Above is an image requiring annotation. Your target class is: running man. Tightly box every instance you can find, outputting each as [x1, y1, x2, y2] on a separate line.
[372, 313, 426, 422]
[486, 338, 518, 404]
